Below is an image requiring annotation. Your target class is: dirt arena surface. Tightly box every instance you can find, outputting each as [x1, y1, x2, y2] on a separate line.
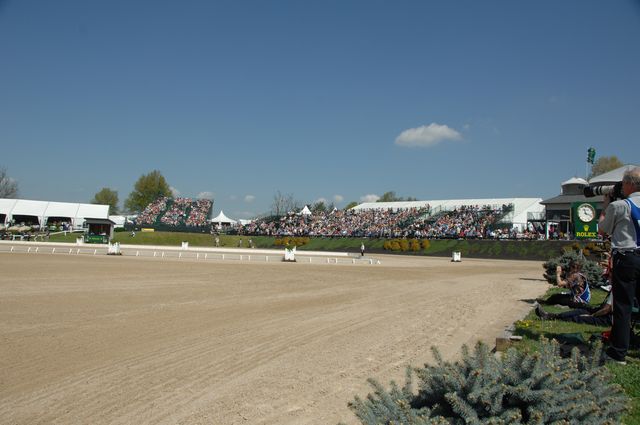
[0, 252, 548, 424]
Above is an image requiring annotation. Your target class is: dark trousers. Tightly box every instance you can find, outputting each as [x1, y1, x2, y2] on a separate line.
[539, 293, 588, 310]
[607, 251, 640, 361]
[555, 309, 612, 326]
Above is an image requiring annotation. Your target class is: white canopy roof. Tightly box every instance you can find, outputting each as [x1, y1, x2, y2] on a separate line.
[299, 205, 312, 215]
[0, 198, 109, 226]
[211, 210, 237, 224]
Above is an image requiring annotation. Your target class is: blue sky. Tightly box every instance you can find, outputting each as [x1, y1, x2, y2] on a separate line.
[1, 1, 639, 218]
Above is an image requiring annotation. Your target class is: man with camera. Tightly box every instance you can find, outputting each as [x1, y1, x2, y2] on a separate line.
[598, 166, 640, 364]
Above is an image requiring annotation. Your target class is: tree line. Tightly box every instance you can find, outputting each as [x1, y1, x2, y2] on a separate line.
[0, 154, 628, 217]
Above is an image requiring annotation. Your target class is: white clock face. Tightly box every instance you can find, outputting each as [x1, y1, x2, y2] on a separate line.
[577, 204, 595, 222]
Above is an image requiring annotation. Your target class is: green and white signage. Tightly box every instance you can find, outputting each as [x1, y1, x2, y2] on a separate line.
[572, 202, 598, 239]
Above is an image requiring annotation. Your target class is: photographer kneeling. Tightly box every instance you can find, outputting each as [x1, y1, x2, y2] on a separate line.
[598, 166, 640, 364]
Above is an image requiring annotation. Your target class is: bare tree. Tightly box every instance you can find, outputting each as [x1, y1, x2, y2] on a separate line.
[0, 167, 18, 198]
[271, 190, 299, 216]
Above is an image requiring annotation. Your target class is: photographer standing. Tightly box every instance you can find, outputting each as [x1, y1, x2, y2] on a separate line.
[599, 167, 640, 364]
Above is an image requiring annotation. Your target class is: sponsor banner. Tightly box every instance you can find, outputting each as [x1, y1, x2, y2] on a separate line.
[572, 202, 598, 239]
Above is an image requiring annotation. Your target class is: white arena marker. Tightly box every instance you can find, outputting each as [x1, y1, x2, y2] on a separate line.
[179, 252, 182, 258]
[35, 247, 39, 253]
[94, 249, 97, 255]
[205, 253, 208, 260]
[27, 247, 31, 253]
[162, 252, 165, 258]
[52, 248, 55, 254]
[196, 253, 199, 260]
[369, 259, 373, 265]
[153, 252, 156, 257]
[136, 251, 139, 257]
[11, 246, 14, 252]
[222, 254, 225, 260]
[69, 249, 72, 254]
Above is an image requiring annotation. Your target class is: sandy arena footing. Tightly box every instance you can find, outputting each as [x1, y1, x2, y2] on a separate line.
[0, 252, 547, 424]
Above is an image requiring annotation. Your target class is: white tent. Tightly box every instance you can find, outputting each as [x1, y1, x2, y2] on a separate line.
[0, 198, 108, 228]
[211, 210, 237, 226]
[299, 205, 312, 216]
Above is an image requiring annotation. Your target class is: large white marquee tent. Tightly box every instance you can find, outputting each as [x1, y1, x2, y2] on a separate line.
[0, 198, 109, 229]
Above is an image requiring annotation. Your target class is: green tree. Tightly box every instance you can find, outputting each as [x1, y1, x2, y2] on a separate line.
[377, 191, 417, 202]
[124, 170, 171, 213]
[92, 187, 119, 215]
[378, 191, 401, 202]
[311, 201, 327, 214]
[345, 201, 359, 210]
[591, 155, 623, 177]
[0, 167, 18, 198]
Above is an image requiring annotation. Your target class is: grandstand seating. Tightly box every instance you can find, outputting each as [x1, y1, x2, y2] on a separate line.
[239, 203, 536, 239]
[134, 197, 212, 230]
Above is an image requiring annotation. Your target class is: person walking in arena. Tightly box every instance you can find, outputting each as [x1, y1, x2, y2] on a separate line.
[599, 166, 640, 364]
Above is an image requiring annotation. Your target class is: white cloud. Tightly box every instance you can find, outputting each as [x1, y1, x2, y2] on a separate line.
[170, 186, 181, 197]
[244, 195, 255, 203]
[395, 122, 463, 148]
[229, 195, 238, 201]
[333, 194, 344, 203]
[314, 197, 328, 205]
[360, 194, 380, 203]
[197, 191, 214, 200]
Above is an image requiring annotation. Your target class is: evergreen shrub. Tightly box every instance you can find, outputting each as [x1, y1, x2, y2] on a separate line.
[347, 338, 628, 425]
[542, 249, 603, 286]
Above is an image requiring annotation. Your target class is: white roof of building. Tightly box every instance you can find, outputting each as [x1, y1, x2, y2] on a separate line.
[561, 177, 588, 186]
[589, 164, 639, 185]
[352, 198, 543, 225]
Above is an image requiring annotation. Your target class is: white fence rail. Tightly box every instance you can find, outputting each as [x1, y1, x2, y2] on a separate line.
[0, 243, 380, 265]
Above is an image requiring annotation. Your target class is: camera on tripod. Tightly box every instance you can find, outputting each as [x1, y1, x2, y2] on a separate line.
[583, 181, 624, 200]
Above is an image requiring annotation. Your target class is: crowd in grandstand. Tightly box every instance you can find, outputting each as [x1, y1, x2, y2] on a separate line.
[134, 197, 212, 228]
[240, 207, 431, 238]
[130, 197, 547, 240]
[136, 197, 168, 226]
[236, 203, 547, 240]
[405, 205, 506, 239]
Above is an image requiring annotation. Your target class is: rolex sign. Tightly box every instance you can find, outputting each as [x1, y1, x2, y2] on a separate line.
[572, 202, 598, 239]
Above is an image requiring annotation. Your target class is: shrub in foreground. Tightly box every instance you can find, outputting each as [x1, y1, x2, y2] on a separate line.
[542, 249, 603, 286]
[347, 338, 628, 424]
